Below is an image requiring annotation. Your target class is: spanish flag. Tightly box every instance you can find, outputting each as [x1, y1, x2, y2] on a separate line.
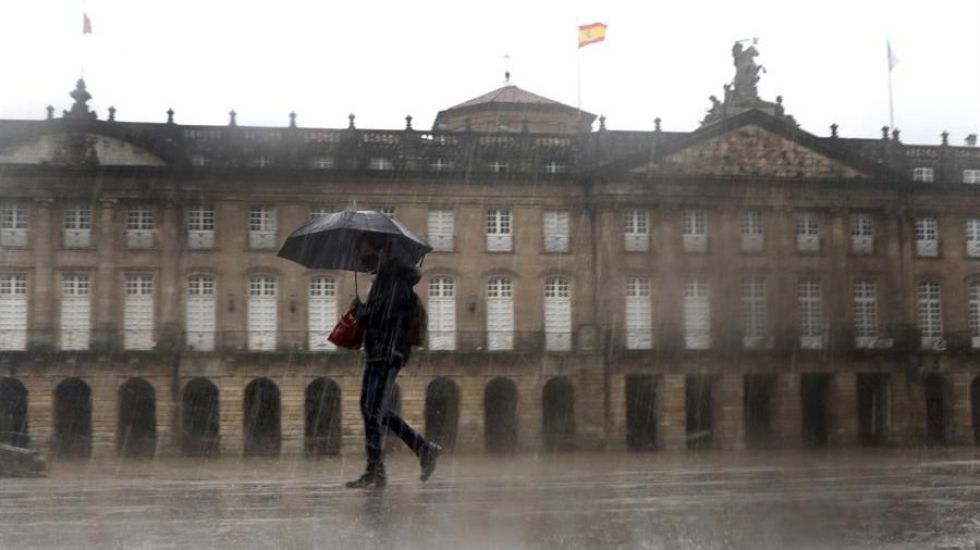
[578, 23, 607, 48]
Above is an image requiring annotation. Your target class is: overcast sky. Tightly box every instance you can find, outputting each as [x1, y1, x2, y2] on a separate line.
[1, 0, 977, 145]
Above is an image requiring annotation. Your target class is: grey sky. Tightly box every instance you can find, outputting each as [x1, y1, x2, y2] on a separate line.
[1, 0, 977, 145]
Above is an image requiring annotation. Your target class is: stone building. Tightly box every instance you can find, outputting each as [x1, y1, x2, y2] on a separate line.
[1, 49, 979, 459]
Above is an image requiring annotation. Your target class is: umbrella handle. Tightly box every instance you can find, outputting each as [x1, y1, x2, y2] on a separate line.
[354, 272, 359, 301]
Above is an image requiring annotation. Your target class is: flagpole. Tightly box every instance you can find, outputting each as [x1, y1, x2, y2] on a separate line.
[887, 66, 894, 129]
[577, 45, 582, 122]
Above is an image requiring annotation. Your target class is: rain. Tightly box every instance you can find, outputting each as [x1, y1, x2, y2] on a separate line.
[2, 1, 980, 549]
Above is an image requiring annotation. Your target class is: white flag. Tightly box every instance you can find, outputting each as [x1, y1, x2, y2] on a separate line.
[887, 40, 899, 71]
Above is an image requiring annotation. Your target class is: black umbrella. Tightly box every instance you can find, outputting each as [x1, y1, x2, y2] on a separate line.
[277, 209, 431, 272]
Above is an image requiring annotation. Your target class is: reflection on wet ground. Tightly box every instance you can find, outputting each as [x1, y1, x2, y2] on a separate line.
[0, 449, 978, 549]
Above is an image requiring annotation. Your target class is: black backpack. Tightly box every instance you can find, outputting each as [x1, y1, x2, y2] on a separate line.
[405, 290, 427, 347]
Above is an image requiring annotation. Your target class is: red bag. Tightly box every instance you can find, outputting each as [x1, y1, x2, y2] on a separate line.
[328, 310, 364, 350]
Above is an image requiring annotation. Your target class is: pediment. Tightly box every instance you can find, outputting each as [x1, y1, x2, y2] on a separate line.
[634, 121, 870, 179]
[0, 132, 166, 167]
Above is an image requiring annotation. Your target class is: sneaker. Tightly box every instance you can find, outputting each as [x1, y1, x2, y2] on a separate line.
[419, 443, 443, 482]
[345, 468, 386, 489]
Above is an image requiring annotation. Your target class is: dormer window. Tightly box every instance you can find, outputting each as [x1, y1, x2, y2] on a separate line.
[430, 158, 452, 172]
[190, 153, 211, 167]
[368, 157, 394, 171]
[489, 160, 508, 173]
[912, 167, 935, 182]
[544, 161, 566, 174]
[252, 155, 273, 168]
[310, 156, 334, 169]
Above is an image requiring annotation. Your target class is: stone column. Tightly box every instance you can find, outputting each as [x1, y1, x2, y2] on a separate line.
[31, 198, 55, 348]
[828, 372, 858, 446]
[774, 373, 803, 448]
[714, 374, 744, 450]
[23, 375, 54, 453]
[219, 375, 244, 456]
[455, 376, 484, 452]
[90, 375, 117, 458]
[948, 372, 975, 445]
[153, 373, 178, 457]
[279, 375, 305, 455]
[158, 202, 179, 332]
[656, 373, 686, 450]
[95, 199, 117, 349]
[607, 373, 627, 450]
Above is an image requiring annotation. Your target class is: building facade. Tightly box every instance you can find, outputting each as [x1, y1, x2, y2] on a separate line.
[1, 58, 980, 458]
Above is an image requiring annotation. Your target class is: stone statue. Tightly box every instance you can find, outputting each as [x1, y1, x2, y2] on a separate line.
[731, 39, 764, 102]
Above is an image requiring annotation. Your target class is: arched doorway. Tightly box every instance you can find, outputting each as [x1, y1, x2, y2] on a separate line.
[744, 374, 775, 449]
[0, 378, 28, 447]
[425, 377, 459, 451]
[244, 378, 281, 456]
[924, 375, 949, 446]
[857, 373, 889, 446]
[182, 378, 220, 456]
[972, 376, 980, 445]
[685, 375, 713, 450]
[305, 378, 342, 455]
[625, 374, 657, 450]
[117, 378, 157, 457]
[53, 378, 92, 457]
[801, 374, 830, 448]
[485, 377, 518, 453]
[542, 376, 575, 451]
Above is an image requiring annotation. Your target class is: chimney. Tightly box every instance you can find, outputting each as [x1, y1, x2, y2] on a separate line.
[966, 134, 978, 147]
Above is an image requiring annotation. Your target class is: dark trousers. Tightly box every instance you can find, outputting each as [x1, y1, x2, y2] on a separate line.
[361, 358, 427, 470]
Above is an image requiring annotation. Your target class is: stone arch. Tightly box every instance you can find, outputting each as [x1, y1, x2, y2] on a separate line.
[744, 374, 776, 449]
[542, 376, 575, 451]
[685, 374, 713, 450]
[625, 374, 657, 450]
[800, 373, 830, 448]
[972, 375, 980, 445]
[243, 378, 281, 456]
[0, 378, 28, 448]
[117, 377, 157, 457]
[484, 377, 518, 453]
[425, 377, 460, 451]
[924, 374, 950, 446]
[53, 378, 92, 457]
[305, 377, 342, 455]
[181, 378, 220, 456]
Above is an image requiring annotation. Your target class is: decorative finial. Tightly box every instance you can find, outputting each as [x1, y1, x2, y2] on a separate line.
[45, 105, 54, 120]
[892, 128, 900, 142]
[598, 115, 606, 131]
[405, 115, 413, 130]
[941, 130, 949, 146]
[107, 106, 116, 122]
[654, 117, 662, 132]
[166, 108, 174, 124]
[228, 110, 237, 126]
[881, 126, 889, 140]
[66, 78, 93, 119]
[347, 113, 356, 129]
[505, 70, 511, 84]
[288, 111, 297, 128]
[830, 123, 838, 138]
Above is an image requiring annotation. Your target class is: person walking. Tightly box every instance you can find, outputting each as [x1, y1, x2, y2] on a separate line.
[345, 234, 441, 489]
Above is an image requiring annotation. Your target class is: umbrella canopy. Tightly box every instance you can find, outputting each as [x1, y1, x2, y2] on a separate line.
[277, 209, 431, 272]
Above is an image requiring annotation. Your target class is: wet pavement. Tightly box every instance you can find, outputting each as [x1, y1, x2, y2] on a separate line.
[0, 449, 978, 549]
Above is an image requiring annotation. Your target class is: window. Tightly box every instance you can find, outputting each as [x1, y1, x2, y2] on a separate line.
[249, 206, 277, 249]
[427, 209, 454, 252]
[63, 205, 92, 248]
[853, 280, 878, 348]
[308, 277, 337, 352]
[625, 277, 652, 350]
[486, 208, 513, 252]
[428, 277, 456, 350]
[61, 273, 90, 350]
[796, 213, 820, 252]
[378, 206, 395, 219]
[543, 210, 570, 253]
[368, 157, 394, 171]
[850, 213, 874, 255]
[489, 160, 508, 173]
[966, 219, 980, 258]
[682, 209, 707, 253]
[798, 279, 823, 349]
[430, 158, 453, 172]
[917, 280, 943, 348]
[969, 281, 980, 348]
[544, 277, 572, 351]
[0, 204, 28, 247]
[126, 205, 155, 248]
[187, 205, 215, 249]
[186, 274, 216, 351]
[740, 210, 764, 252]
[624, 209, 649, 252]
[964, 169, 980, 184]
[544, 161, 566, 174]
[741, 278, 767, 348]
[251, 155, 273, 168]
[914, 216, 938, 257]
[247, 276, 277, 351]
[912, 167, 935, 182]
[124, 274, 154, 350]
[683, 279, 710, 349]
[309, 156, 334, 169]
[190, 153, 211, 167]
[0, 274, 28, 351]
[486, 277, 514, 351]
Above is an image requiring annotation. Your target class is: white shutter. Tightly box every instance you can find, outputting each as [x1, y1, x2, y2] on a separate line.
[428, 277, 456, 350]
[544, 278, 571, 351]
[248, 277, 277, 351]
[486, 278, 514, 351]
[308, 277, 337, 351]
[486, 209, 513, 252]
[63, 205, 92, 248]
[187, 206, 215, 249]
[124, 274, 154, 350]
[914, 217, 939, 257]
[625, 278, 652, 350]
[126, 206, 155, 249]
[61, 274, 90, 350]
[624, 209, 649, 252]
[427, 209, 455, 252]
[740, 210, 764, 252]
[851, 214, 874, 254]
[186, 275, 216, 351]
[249, 207, 277, 249]
[543, 211, 570, 253]
[796, 213, 820, 252]
[682, 210, 708, 253]
[0, 274, 27, 350]
[0, 205, 28, 248]
[683, 280, 711, 350]
[798, 279, 824, 349]
[965, 219, 980, 258]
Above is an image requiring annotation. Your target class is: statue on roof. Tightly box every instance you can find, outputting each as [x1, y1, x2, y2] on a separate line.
[731, 39, 765, 102]
[65, 79, 97, 120]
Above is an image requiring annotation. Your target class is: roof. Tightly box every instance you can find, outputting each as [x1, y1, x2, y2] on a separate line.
[448, 85, 570, 110]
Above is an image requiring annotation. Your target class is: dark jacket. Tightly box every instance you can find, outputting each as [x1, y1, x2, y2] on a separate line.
[353, 256, 421, 363]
